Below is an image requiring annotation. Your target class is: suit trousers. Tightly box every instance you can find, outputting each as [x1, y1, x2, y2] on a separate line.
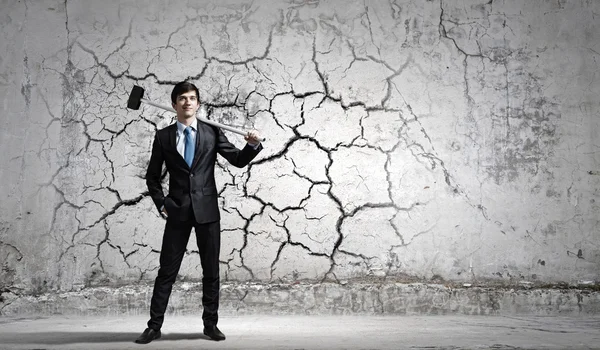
[147, 217, 221, 330]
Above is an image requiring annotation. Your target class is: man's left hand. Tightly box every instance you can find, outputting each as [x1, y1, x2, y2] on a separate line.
[245, 130, 261, 146]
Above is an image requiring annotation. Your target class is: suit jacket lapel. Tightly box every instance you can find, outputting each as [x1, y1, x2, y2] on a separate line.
[168, 123, 188, 168]
[191, 118, 206, 169]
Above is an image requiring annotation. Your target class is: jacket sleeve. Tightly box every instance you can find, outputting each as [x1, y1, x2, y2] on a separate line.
[146, 132, 165, 212]
[215, 127, 263, 168]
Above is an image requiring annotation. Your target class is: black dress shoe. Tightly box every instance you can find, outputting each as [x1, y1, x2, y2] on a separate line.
[203, 325, 226, 341]
[135, 328, 161, 344]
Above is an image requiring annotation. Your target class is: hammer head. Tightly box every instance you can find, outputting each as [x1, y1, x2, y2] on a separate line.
[127, 85, 145, 110]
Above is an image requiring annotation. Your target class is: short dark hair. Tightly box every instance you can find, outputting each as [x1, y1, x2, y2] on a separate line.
[171, 81, 200, 104]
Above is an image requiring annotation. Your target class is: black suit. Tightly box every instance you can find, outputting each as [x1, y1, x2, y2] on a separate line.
[145, 119, 262, 330]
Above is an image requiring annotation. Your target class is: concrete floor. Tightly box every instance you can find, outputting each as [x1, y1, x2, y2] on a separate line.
[0, 315, 599, 349]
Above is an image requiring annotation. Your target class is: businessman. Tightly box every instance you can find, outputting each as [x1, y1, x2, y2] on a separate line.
[136, 81, 262, 344]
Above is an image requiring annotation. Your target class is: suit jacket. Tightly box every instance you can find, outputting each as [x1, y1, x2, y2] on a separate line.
[146, 118, 263, 223]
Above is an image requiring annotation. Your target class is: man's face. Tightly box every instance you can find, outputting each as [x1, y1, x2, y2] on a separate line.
[173, 90, 199, 120]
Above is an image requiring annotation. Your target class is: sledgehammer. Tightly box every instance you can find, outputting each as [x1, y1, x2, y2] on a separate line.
[127, 85, 265, 142]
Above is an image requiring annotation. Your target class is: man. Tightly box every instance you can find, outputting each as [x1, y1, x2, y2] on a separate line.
[136, 81, 262, 344]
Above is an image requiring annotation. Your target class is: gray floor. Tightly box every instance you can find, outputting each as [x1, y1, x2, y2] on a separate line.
[0, 314, 599, 349]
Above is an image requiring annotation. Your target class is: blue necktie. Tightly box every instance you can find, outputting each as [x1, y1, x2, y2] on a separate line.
[184, 127, 194, 167]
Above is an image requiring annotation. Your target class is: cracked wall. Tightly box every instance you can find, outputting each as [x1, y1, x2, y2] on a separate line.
[1, 0, 599, 301]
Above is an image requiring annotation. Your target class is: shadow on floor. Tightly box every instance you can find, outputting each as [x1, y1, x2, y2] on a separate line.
[1, 332, 211, 345]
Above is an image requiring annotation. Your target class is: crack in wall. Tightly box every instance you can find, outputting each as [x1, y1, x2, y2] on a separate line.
[5, 0, 597, 294]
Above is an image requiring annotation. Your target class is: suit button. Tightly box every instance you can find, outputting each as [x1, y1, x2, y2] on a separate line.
[190, 174, 194, 177]
[192, 190, 197, 194]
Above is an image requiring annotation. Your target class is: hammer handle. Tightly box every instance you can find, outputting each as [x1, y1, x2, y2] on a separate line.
[141, 98, 176, 113]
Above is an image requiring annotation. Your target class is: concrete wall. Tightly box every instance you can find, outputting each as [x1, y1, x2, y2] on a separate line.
[1, 0, 598, 304]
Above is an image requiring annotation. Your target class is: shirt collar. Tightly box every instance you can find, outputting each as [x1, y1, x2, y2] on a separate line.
[176, 118, 198, 134]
